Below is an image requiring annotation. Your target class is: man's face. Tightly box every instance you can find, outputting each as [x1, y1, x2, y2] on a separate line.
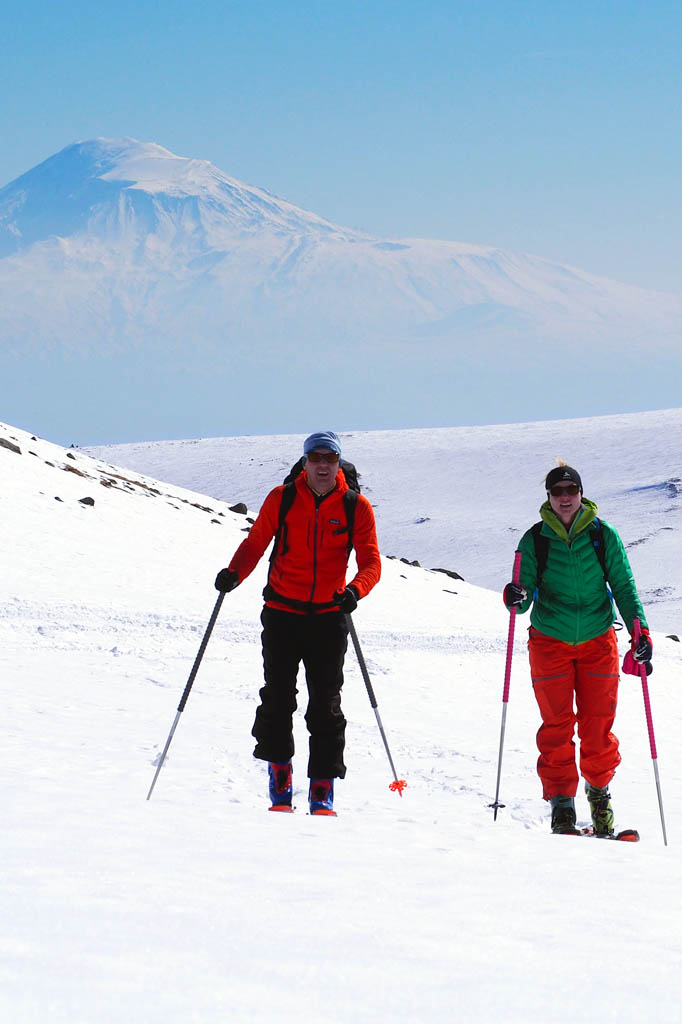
[305, 448, 340, 493]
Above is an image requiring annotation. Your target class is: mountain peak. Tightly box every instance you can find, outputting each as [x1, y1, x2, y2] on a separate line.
[0, 137, 352, 254]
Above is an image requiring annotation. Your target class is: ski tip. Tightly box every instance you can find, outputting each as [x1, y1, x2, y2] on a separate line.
[268, 805, 294, 813]
[614, 829, 640, 842]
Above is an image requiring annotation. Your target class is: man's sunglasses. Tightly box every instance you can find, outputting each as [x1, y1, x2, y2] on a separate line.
[307, 451, 340, 464]
[549, 484, 580, 497]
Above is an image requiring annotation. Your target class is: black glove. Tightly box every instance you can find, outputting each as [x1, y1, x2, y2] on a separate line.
[634, 633, 653, 664]
[215, 568, 239, 592]
[503, 582, 527, 607]
[335, 585, 359, 614]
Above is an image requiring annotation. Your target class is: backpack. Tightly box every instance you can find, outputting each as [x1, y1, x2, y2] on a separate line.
[531, 518, 607, 588]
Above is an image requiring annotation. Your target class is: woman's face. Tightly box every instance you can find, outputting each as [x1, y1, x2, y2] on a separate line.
[548, 482, 582, 526]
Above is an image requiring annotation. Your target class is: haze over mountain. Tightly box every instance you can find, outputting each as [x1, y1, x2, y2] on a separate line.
[2, 138, 681, 443]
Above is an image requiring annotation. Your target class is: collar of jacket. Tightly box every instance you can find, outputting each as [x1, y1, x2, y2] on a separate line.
[539, 496, 599, 542]
[300, 468, 350, 500]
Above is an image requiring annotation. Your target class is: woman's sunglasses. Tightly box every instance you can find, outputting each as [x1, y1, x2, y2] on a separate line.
[549, 484, 580, 497]
[307, 451, 340, 464]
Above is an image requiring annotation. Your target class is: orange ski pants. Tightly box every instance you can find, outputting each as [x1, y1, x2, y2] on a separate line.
[528, 627, 621, 799]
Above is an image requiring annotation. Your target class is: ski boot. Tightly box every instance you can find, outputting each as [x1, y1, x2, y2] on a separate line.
[550, 795, 581, 835]
[268, 762, 293, 812]
[309, 778, 336, 816]
[585, 782, 615, 837]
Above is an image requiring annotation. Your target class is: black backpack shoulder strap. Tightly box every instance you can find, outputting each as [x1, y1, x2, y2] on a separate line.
[588, 517, 607, 581]
[269, 482, 297, 563]
[343, 488, 359, 555]
[531, 521, 549, 585]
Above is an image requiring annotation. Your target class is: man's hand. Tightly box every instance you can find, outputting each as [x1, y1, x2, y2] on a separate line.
[215, 568, 239, 592]
[335, 585, 359, 614]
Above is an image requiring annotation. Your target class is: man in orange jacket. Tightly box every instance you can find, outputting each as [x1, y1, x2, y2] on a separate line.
[215, 431, 381, 815]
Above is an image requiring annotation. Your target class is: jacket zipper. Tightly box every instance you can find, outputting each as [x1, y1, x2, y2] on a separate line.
[308, 499, 321, 604]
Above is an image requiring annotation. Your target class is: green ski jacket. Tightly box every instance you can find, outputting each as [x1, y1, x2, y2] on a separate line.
[508, 498, 648, 645]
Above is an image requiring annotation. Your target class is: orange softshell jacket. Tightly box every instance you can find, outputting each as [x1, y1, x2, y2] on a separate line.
[228, 469, 381, 612]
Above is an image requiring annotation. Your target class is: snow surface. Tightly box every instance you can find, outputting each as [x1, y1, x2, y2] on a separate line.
[86, 407, 682, 633]
[3, 415, 682, 1023]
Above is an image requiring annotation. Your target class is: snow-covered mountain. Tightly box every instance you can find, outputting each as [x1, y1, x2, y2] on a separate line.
[2, 136, 681, 344]
[2, 414, 681, 1022]
[2, 138, 682, 442]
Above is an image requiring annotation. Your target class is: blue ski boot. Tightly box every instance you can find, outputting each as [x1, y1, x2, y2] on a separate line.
[268, 762, 293, 812]
[550, 795, 580, 835]
[309, 778, 336, 816]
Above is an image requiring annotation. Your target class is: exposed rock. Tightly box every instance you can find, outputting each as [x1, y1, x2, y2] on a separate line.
[229, 502, 248, 515]
[79, 496, 95, 506]
[431, 567, 465, 581]
[0, 438, 21, 454]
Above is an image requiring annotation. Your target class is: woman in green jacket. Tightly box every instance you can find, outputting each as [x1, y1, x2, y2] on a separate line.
[503, 464, 653, 835]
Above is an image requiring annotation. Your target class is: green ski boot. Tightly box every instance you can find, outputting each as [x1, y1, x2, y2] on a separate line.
[585, 783, 615, 837]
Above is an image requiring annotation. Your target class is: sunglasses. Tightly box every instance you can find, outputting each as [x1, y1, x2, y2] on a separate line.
[549, 484, 580, 497]
[307, 451, 340, 464]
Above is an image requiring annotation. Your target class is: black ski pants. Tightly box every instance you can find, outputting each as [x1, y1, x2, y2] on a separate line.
[252, 606, 349, 779]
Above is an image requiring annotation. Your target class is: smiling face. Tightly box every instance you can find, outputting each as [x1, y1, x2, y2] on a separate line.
[305, 449, 340, 494]
[548, 482, 582, 526]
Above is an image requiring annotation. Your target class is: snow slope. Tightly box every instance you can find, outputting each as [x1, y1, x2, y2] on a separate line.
[86, 407, 682, 633]
[2, 416, 681, 1023]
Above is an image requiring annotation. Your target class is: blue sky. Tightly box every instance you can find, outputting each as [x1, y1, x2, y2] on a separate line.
[3, 0, 682, 292]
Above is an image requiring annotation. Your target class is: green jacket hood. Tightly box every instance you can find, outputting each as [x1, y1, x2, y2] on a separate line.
[539, 497, 599, 542]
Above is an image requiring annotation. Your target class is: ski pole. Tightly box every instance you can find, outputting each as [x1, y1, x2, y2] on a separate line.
[345, 614, 407, 795]
[146, 591, 226, 800]
[490, 551, 522, 820]
[633, 617, 668, 845]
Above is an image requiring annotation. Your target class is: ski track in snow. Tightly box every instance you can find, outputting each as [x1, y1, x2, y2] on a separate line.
[2, 416, 682, 1023]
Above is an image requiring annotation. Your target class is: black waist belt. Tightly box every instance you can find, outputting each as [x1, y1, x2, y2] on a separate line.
[262, 584, 339, 614]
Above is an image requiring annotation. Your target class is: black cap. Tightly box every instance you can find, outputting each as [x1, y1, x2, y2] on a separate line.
[545, 465, 582, 492]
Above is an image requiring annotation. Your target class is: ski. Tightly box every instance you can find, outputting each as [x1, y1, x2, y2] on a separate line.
[580, 827, 639, 842]
[557, 827, 640, 842]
